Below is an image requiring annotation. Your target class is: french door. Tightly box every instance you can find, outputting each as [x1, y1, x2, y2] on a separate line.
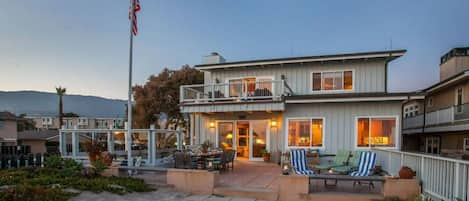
[216, 120, 270, 161]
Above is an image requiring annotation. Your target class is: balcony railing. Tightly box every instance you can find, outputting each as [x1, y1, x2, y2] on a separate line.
[180, 80, 291, 103]
[403, 103, 469, 129]
[403, 114, 424, 129]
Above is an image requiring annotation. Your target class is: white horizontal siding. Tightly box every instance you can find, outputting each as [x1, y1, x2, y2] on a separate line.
[181, 102, 284, 113]
[283, 102, 402, 154]
[207, 60, 386, 94]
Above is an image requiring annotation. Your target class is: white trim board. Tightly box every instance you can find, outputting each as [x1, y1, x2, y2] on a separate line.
[286, 96, 408, 103]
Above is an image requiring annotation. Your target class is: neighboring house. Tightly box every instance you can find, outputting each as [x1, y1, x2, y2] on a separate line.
[0, 111, 18, 146]
[26, 116, 125, 130]
[180, 50, 412, 162]
[402, 47, 469, 159]
[17, 130, 59, 154]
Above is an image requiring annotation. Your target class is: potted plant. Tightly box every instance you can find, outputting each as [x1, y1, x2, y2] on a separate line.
[201, 140, 212, 153]
[84, 140, 106, 162]
[399, 166, 416, 179]
[260, 149, 270, 162]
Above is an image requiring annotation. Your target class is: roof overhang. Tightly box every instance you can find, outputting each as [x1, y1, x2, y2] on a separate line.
[426, 71, 469, 93]
[195, 50, 406, 70]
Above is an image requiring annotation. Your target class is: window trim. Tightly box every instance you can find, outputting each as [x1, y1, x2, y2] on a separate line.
[310, 69, 355, 93]
[464, 138, 469, 152]
[354, 115, 399, 150]
[285, 117, 326, 150]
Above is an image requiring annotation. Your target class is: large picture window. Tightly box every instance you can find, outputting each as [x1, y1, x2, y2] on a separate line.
[357, 117, 396, 148]
[288, 118, 323, 147]
[312, 70, 353, 91]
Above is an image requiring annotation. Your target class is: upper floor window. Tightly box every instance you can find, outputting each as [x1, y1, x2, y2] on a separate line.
[0, 120, 4, 129]
[427, 98, 433, 107]
[464, 138, 469, 152]
[312, 70, 353, 92]
[228, 77, 273, 97]
[456, 88, 464, 113]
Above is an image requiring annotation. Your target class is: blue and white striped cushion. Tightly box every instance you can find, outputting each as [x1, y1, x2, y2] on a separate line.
[290, 149, 315, 175]
[349, 152, 376, 176]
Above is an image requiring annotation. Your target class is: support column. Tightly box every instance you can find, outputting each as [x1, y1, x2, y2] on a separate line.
[124, 122, 132, 166]
[59, 126, 64, 156]
[147, 125, 154, 166]
[71, 126, 78, 158]
[107, 124, 114, 154]
[176, 127, 183, 150]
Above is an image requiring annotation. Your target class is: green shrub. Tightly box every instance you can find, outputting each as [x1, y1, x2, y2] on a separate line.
[44, 155, 63, 169]
[0, 184, 77, 201]
[91, 158, 108, 175]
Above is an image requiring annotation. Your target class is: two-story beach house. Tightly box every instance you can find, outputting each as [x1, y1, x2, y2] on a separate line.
[180, 50, 411, 162]
[402, 47, 469, 159]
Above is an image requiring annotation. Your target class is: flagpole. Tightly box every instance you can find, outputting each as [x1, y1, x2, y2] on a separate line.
[126, 0, 136, 169]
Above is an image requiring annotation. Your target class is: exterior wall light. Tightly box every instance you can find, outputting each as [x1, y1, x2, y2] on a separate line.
[209, 121, 215, 128]
[271, 120, 278, 128]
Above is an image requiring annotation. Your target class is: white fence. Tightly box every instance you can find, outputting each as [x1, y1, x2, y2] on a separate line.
[374, 148, 469, 201]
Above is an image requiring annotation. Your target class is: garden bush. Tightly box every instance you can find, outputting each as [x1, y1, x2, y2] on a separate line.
[0, 184, 77, 201]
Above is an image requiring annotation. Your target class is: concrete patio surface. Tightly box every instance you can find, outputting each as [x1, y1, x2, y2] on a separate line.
[70, 187, 267, 201]
[217, 160, 281, 191]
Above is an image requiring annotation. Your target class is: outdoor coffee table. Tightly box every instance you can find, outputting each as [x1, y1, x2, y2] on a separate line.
[320, 170, 345, 188]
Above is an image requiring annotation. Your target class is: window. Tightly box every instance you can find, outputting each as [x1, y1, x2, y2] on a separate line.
[312, 70, 353, 91]
[288, 118, 323, 147]
[464, 138, 469, 152]
[428, 98, 433, 107]
[456, 87, 463, 113]
[228, 77, 273, 97]
[0, 121, 4, 129]
[357, 117, 396, 148]
[426, 137, 440, 154]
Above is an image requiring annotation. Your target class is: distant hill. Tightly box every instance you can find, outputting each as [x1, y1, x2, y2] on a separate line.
[0, 91, 126, 118]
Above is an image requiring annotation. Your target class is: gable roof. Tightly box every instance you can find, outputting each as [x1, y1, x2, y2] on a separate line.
[0, 112, 17, 121]
[424, 70, 469, 93]
[17, 130, 59, 140]
[195, 49, 406, 70]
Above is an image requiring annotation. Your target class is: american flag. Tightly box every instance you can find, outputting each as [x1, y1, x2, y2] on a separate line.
[129, 0, 141, 36]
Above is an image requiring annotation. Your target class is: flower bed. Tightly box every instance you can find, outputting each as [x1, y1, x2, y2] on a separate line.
[0, 156, 154, 201]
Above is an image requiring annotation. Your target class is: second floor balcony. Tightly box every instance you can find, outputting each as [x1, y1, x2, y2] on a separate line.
[180, 79, 292, 104]
[403, 103, 469, 130]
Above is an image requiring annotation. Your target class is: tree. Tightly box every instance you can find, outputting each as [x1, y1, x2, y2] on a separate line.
[133, 65, 203, 147]
[56, 87, 66, 128]
[17, 113, 36, 131]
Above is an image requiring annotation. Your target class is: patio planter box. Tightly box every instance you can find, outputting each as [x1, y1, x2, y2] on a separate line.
[166, 168, 219, 195]
[382, 178, 420, 200]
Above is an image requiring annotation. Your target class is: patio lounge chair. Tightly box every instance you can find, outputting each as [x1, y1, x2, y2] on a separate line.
[313, 150, 349, 172]
[290, 149, 315, 175]
[331, 150, 365, 174]
[349, 151, 377, 189]
[349, 151, 376, 176]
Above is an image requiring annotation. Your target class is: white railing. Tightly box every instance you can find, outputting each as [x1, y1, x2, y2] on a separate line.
[403, 114, 424, 129]
[374, 148, 469, 201]
[180, 80, 289, 103]
[59, 125, 183, 167]
[425, 107, 454, 126]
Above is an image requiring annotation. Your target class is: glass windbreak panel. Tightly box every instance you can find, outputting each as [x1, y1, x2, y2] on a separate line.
[288, 119, 310, 146]
[244, 77, 256, 96]
[218, 122, 234, 151]
[229, 79, 242, 97]
[311, 119, 323, 146]
[78, 133, 92, 156]
[256, 78, 273, 96]
[113, 131, 126, 158]
[357, 118, 370, 147]
[312, 73, 321, 91]
[369, 118, 396, 147]
[344, 71, 353, 90]
[251, 120, 268, 158]
[131, 132, 148, 159]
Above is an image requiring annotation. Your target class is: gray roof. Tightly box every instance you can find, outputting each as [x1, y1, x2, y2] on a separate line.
[17, 130, 59, 140]
[0, 111, 17, 121]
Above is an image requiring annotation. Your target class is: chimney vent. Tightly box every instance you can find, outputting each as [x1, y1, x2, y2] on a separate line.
[203, 52, 225, 64]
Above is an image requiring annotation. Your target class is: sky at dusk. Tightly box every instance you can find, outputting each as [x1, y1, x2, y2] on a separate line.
[1, 0, 469, 100]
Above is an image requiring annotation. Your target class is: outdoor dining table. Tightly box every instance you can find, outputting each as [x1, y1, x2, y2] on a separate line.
[191, 151, 223, 169]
